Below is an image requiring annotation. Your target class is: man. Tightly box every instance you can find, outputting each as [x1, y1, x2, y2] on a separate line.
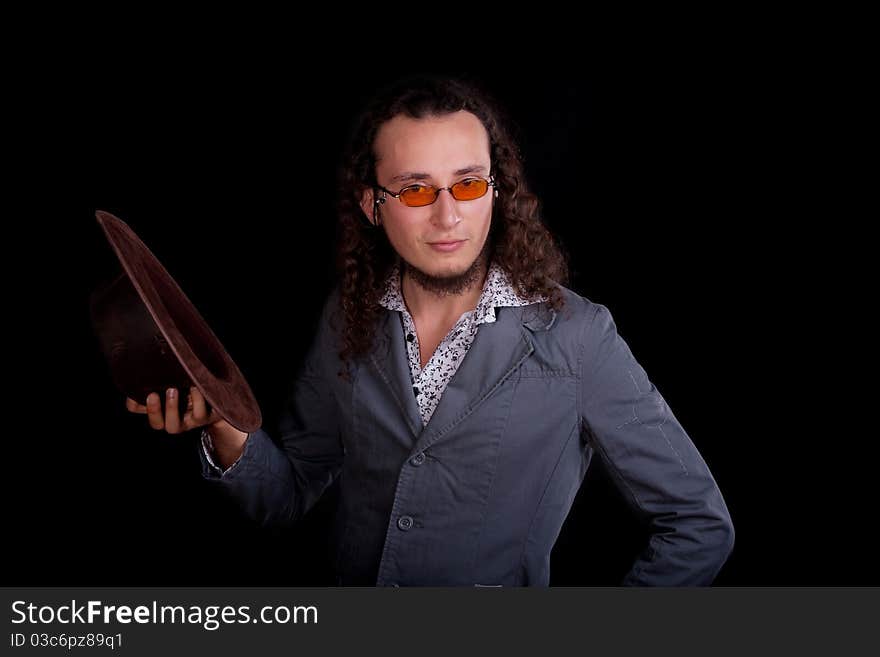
[127, 75, 734, 586]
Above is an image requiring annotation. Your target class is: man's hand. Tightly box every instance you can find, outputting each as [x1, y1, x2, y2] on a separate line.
[125, 386, 222, 434]
[125, 386, 248, 468]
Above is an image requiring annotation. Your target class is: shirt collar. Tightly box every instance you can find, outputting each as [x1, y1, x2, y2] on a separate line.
[378, 259, 544, 325]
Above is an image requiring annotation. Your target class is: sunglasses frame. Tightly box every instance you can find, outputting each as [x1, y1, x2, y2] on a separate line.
[375, 175, 497, 208]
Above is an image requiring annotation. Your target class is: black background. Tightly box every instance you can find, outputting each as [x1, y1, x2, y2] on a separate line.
[6, 43, 863, 586]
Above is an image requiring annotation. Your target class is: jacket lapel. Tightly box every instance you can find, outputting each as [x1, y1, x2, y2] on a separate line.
[366, 302, 555, 453]
[368, 310, 424, 440]
[412, 306, 534, 454]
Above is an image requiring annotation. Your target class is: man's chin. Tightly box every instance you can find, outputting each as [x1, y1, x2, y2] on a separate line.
[422, 264, 469, 280]
[404, 256, 485, 296]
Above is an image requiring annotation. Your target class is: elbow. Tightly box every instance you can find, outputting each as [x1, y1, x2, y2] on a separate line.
[717, 515, 736, 568]
[686, 513, 735, 586]
[690, 504, 735, 584]
[705, 484, 736, 572]
[705, 509, 735, 579]
[720, 513, 735, 562]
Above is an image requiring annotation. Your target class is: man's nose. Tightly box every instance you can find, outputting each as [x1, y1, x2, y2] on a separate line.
[431, 188, 462, 227]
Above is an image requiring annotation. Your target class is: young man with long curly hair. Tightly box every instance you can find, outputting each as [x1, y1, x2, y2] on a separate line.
[128, 75, 734, 586]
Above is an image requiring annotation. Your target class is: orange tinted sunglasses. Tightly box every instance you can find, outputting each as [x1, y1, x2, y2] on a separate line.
[376, 176, 497, 208]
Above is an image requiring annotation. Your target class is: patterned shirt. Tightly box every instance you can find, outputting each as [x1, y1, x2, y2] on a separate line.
[378, 260, 544, 427]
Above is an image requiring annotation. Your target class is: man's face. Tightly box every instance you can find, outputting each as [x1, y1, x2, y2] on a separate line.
[361, 110, 494, 283]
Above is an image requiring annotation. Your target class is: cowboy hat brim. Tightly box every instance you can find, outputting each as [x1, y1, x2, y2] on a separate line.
[91, 210, 262, 433]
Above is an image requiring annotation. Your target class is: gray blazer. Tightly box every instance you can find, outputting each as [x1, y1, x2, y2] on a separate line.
[201, 284, 734, 586]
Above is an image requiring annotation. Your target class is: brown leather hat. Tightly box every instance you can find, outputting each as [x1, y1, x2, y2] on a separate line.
[90, 210, 262, 432]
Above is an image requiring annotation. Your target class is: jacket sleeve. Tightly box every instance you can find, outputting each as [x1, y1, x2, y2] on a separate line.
[579, 302, 735, 585]
[199, 289, 345, 529]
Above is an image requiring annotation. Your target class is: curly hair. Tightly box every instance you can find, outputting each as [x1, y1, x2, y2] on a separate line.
[334, 75, 570, 379]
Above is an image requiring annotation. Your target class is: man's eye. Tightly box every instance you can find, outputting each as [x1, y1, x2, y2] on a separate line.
[403, 184, 436, 196]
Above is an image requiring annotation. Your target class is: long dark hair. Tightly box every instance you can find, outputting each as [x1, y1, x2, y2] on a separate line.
[334, 75, 570, 378]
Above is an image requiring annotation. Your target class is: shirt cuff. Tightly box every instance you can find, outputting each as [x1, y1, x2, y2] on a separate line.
[200, 427, 245, 476]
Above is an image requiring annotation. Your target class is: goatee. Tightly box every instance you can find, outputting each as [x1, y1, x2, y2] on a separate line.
[402, 239, 491, 297]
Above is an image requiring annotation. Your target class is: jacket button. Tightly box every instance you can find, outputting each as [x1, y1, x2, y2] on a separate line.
[397, 515, 413, 531]
[410, 453, 425, 466]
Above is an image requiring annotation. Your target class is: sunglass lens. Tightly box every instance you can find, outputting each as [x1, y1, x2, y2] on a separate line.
[451, 179, 489, 200]
[399, 185, 438, 207]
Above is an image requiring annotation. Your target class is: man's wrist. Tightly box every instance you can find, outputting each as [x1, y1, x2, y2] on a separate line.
[204, 421, 249, 470]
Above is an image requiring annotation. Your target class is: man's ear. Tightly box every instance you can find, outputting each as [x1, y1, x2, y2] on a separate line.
[359, 187, 377, 226]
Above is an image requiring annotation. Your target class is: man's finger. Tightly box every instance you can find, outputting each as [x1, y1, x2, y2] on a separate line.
[146, 392, 165, 430]
[190, 386, 208, 423]
[125, 397, 147, 414]
[164, 388, 181, 434]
